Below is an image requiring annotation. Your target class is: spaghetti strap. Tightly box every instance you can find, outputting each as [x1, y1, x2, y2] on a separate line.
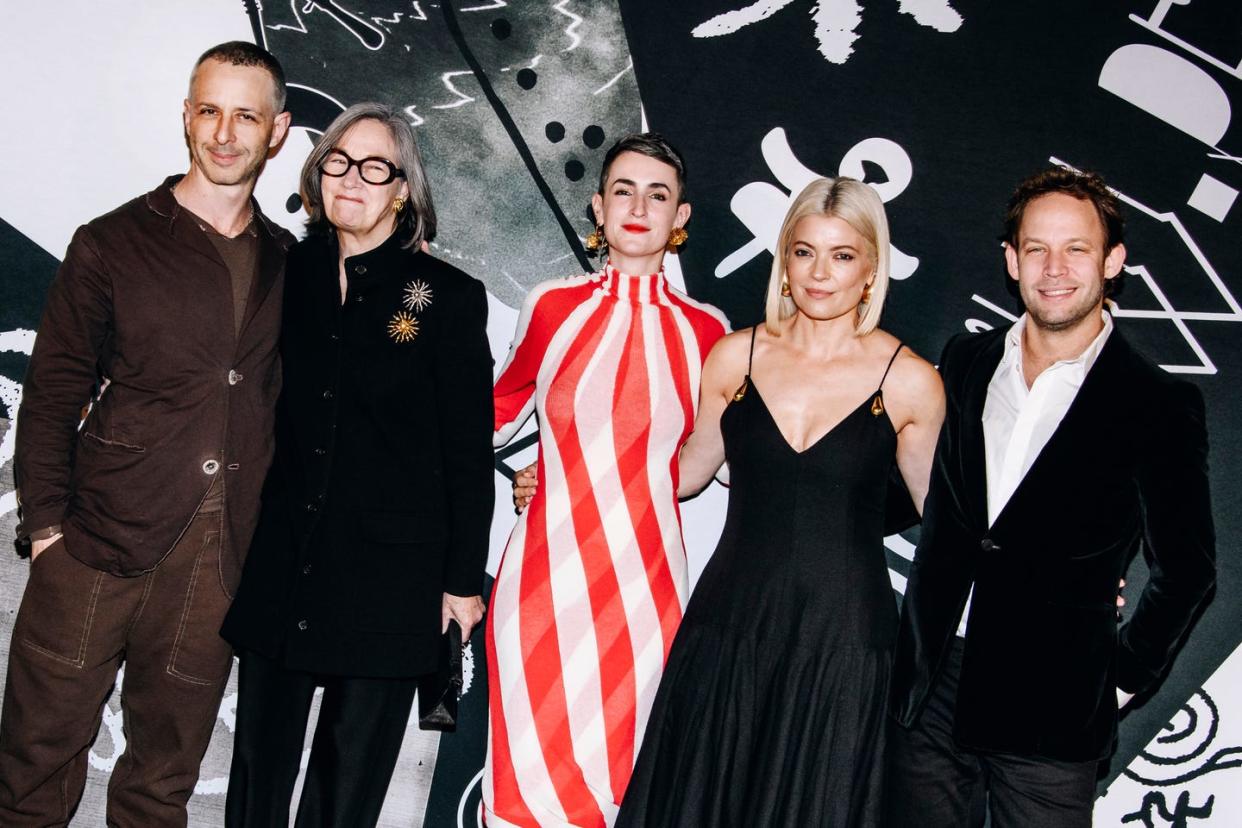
[733, 326, 759, 403]
[878, 343, 904, 391]
[869, 343, 903, 417]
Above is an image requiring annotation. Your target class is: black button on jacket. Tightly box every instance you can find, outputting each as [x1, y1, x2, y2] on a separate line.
[222, 231, 495, 678]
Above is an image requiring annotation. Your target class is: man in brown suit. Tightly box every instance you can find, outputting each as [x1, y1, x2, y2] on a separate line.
[0, 42, 292, 826]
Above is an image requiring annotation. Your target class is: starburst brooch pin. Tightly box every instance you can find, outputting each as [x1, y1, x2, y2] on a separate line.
[387, 311, 419, 343]
[402, 279, 433, 312]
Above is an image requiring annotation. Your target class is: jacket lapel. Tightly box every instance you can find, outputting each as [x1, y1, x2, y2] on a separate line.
[989, 330, 1130, 533]
[959, 333, 1005, 532]
[238, 212, 287, 337]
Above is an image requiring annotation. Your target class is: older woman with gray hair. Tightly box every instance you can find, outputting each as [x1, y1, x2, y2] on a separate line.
[221, 103, 494, 826]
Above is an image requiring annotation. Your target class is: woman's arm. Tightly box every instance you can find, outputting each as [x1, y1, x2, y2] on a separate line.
[889, 351, 947, 516]
[677, 331, 750, 499]
[493, 283, 556, 446]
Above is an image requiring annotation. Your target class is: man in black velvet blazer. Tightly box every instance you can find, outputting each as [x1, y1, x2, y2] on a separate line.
[887, 168, 1216, 827]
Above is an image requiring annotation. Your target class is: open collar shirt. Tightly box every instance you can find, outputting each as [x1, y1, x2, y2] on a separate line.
[955, 311, 1114, 637]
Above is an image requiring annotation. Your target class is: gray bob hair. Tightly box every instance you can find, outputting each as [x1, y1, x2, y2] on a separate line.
[300, 102, 436, 248]
[764, 177, 891, 337]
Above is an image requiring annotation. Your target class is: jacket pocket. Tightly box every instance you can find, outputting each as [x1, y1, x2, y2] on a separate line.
[17, 539, 105, 667]
[167, 524, 234, 685]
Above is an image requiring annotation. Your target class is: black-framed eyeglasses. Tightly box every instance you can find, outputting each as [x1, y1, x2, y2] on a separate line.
[319, 149, 405, 185]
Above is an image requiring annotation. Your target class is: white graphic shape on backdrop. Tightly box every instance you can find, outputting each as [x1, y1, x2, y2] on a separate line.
[265, 0, 387, 51]
[714, 128, 919, 281]
[1130, 0, 1242, 81]
[812, 0, 864, 64]
[692, 0, 961, 64]
[1099, 43, 1231, 146]
[553, 1, 584, 52]
[0, 330, 35, 517]
[1095, 640, 1242, 825]
[1188, 174, 1239, 222]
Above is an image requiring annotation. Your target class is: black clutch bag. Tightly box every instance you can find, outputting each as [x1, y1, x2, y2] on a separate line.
[418, 619, 463, 731]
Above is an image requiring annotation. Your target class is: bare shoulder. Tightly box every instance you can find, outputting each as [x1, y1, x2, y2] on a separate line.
[872, 333, 945, 425]
[889, 346, 942, 397]
[707, 326, 757, 365]
[702, 326, 757, 394]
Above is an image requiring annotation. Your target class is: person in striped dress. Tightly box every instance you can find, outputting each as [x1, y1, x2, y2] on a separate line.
[485, 134, 729, 827]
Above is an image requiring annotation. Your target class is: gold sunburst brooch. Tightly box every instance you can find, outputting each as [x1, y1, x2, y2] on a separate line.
[387, 311, 419, 343]
[402, 279, 433, 312]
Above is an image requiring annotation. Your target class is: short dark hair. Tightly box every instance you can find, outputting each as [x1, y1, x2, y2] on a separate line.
[300, 103, 437, 249]
[190, 41, 287, 112]
[597, 132, 688, 203]
[1003, 166, 1126, 298]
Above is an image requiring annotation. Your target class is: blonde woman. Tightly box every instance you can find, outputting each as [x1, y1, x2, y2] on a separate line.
[616, 178, 945, 827]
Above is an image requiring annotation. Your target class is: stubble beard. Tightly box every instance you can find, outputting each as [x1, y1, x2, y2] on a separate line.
[193, 143, 266, 188]
[1024, 278, 1105, 334]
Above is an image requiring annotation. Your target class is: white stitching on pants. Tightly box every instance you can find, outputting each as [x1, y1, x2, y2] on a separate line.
[166, 530, 223, 685]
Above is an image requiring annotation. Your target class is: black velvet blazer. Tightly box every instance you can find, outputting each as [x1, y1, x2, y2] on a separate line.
[222, 231, 495, 678]
[890, 325, 1216, 762]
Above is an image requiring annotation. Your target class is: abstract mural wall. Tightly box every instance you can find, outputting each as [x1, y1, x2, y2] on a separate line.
[0, 1, 1238, 825]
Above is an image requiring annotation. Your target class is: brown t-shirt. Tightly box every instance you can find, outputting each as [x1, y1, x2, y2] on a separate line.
[181, 206, 260, 513]
[184, 206, 260, 337]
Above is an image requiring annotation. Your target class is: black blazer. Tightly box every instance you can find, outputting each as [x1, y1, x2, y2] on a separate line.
[891, 325, 1215, 762]
[222, 231, 495, 678]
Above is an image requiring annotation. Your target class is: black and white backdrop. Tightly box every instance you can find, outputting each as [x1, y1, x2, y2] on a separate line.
[0, 1, 1238, 825]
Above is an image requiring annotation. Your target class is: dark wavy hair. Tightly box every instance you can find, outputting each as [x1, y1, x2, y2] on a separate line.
[1003, 167, 1126, 297]
[299, 103, 436, 249]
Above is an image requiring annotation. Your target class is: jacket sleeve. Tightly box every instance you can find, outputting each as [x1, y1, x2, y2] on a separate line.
[891, 333, 979, 724]
[435, 278, 496, 597]
[492, 284, 550, 446]
[1116, 379, 1216, 694]
[15, 225, 112, 540]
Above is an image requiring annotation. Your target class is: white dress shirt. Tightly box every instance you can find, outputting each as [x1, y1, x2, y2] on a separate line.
[954, 311, 1113, 638]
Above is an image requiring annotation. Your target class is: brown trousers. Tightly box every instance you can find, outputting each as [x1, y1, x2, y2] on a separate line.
[0, 512, 234, 827]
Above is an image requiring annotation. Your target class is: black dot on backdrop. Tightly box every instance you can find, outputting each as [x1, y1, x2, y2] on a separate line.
[545, 121, 565, 143]
[516, 68, 537, 90]
[565, 159, 585, 182]
[491, 18, 511, 40]
[286, 193, 303, 213]
[582, 125, 605, 149]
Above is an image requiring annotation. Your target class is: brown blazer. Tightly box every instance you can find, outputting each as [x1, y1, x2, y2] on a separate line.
[15, 175, 293, 592]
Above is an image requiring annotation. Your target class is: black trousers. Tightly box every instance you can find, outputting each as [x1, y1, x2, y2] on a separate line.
[225, 648, 419, 828]
[886, 639, 1098, 828]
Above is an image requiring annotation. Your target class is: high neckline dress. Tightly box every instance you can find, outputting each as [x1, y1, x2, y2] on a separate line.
[615, 335, 905, 827]
[486, 264, 729, 827]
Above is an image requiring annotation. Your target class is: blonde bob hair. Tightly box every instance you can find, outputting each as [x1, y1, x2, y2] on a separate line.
[764, 177, 891, 337]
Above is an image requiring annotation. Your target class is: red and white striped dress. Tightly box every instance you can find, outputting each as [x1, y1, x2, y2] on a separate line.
[485, 264, 728, 827]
